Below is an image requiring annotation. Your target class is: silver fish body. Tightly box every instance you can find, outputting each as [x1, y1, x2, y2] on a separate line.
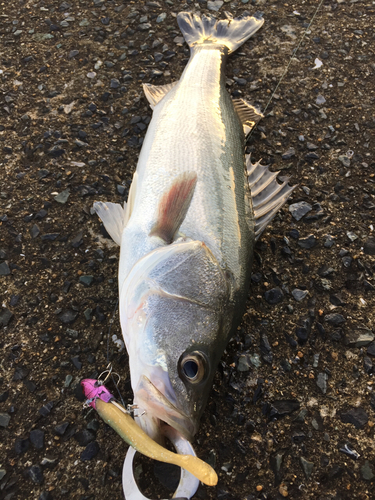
[95, 12, 265, 446]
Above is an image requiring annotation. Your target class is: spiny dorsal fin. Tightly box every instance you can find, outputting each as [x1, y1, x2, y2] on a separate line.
[246, 155, 297, 240]
[143, 82, 179, 109]
[150, 172, 197, 244]
[233, 99, 263, 136]
[93, 171, 138, 245]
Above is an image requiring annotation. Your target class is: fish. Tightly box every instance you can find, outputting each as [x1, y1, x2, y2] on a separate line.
[94, 10, 295, 498]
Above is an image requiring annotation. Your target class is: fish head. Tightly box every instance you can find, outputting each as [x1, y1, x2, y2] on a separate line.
[120, 239, 231, 444]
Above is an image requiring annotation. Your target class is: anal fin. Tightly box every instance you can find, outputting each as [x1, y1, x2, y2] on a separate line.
[233, 99, 263, 136]
[150, 172, 197, 244]
[246, 155, 297, 240]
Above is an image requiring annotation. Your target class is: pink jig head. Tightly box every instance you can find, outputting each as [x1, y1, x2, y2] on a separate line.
[81, 378, 114, 410]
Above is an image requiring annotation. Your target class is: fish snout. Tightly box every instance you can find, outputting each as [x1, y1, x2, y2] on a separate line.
[134, 374, 197, 443]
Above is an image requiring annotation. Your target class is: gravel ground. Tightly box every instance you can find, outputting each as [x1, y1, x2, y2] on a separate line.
[1, 1, 375, 499]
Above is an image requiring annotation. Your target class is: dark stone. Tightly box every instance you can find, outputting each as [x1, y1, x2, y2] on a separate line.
[298, 235, 317, 249]
[361, 460, 374, 481]
[86, 419, 100, 433]
[326, 465, 344, 481]
[281, 147, 295, 160]
[289, 201, 312, 221]
[329, 294, 346, 307]
[0, 412, 11, 427]
[270, 451, 284, 485]
[10, 294, 20, 306]
[68, 49, 79, 58]
[15, 438, 30, 454]
[345, 327, 374, 347]
[0, 262, 11, 276]
[54, 422, 69, 436]
[70, 232, 83, 248]
[364, 356, 373, 374]
[0, 308, 13, 327]
[300, 457, 314, 479]
[30, 429, 44, 449]
[260, 333, 273, 364]
[280, 359, 292, 372]
[58, 310, 78, 324]
[364, 280, 375, 291]
[74, 429, 95, 446]
[30, 224, 40, 238]
[324, 234, 335, 248]
[79, 275, 94, 287]
[305, 152, 319, 161]
[367, 342, 375, 356]
[39, 401, 54, 417]
[47, 146, 65, 158]
[117, 184, 126, 196]
[269, 400, 300, 419]
[80, 441, 100, 461]
[292, 289, 308, 301]
[340, 407, 368, 429]
[342, 256, 352, 268]
[0, 391, 9, 402]
[39, 492, 53, 500]
[292, 431, 306, 443]
[318, 265, 335, 277]
[364, 237, 375, 256]
[316, 372, 328, 394]
[110, 78, 121, 89]
[41, 233, 60, 241]
[27, 465, 44, 484]
[38, 169, 50, 179]
[264, 288, 283, 305]
[324, 313, 345, 326]
[13, 366, 29, 380]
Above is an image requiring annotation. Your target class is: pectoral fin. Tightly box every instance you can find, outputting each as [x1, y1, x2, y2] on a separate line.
[93, 171, 138, 245]
[150, 172, 197, 244]
[233, 99, 263, 136]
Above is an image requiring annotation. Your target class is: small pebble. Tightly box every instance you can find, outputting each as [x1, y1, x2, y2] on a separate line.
[289, 201, 312, 221]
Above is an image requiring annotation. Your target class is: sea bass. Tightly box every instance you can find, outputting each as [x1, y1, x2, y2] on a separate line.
[94, 10, 294, 496]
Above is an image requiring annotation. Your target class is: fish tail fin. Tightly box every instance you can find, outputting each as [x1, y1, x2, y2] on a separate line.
[177, 11, 264, 54]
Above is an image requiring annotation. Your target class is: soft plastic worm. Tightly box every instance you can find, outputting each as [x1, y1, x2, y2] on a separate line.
[81, 378, 217, 487]
[95, 397, 218, 487]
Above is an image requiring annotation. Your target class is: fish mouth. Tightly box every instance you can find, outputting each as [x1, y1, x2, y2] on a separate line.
[134, 374, 197, 443]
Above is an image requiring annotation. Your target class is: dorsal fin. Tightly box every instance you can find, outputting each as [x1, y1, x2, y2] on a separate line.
[233, 99, 263, 136]
[150, 172, 197, 244]
[143, 82, 179, 109]
[246, 155, 297, 240]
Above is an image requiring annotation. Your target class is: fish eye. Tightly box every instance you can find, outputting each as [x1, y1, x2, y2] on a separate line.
[179, 351, 207, 384]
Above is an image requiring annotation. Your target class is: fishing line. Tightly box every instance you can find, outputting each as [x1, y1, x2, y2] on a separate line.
[105, 298, 126, 406]
[247, 0, 325, 140]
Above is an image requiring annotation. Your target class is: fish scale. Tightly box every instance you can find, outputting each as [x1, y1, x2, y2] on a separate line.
[124, 45, 251, 293]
